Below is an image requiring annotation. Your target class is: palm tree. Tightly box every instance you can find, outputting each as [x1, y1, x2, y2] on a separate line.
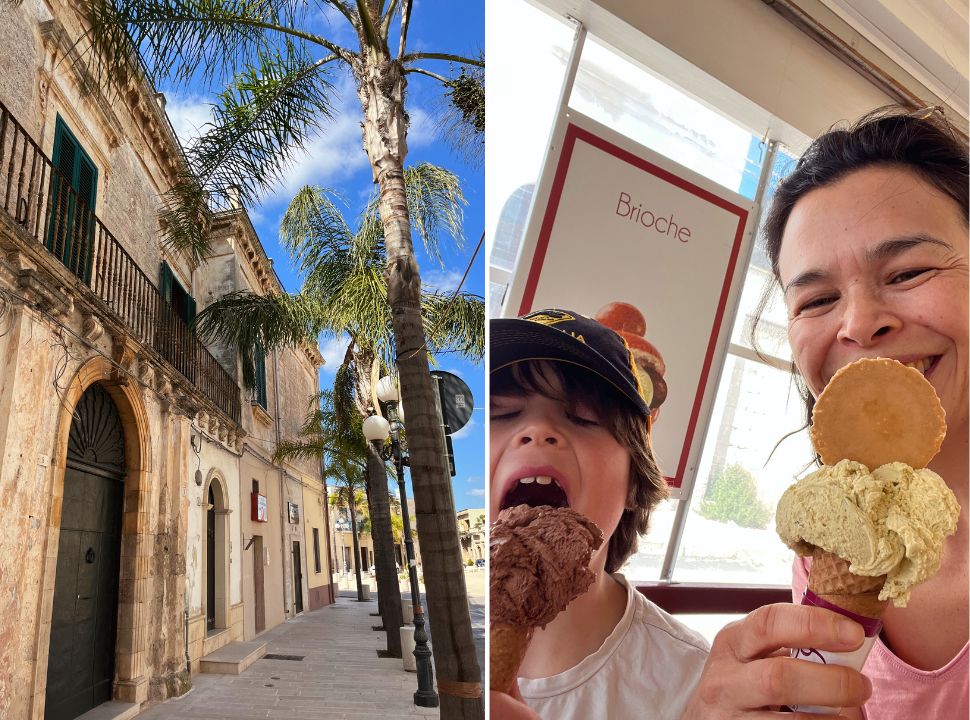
[202, 164, 484, 682]
[275, 388, 372, 600]
[275, 375, 406, 653]
[328, 472, 368, 601]
[76, 5, 484, 707]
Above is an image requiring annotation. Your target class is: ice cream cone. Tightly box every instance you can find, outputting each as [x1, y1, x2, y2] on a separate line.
[489, 622, 533, 694]
[808, 547, 889, 620]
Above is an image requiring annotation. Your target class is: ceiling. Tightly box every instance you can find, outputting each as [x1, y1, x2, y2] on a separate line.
[820, 0, 968, 119]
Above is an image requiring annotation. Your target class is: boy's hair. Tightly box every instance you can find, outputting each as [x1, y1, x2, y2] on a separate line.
[492, 360, 669, 573]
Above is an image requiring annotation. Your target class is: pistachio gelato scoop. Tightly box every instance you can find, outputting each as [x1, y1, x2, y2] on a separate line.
[776, 458, 960, 606]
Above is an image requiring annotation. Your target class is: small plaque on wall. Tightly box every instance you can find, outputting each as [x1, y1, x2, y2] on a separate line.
[287, 502, 300, 524]
[251, 492, 268, 522]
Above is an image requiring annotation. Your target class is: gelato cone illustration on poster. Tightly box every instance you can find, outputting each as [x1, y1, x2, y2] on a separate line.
[595, 302, 667, 423]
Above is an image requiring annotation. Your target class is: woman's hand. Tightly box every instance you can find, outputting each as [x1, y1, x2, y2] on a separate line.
[681, 603, 872, 719]
[490, 681, 541, 720]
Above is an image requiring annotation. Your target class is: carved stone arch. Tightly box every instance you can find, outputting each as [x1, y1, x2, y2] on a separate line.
[32, 354, 155, 716]
[204, 468, 228, 512]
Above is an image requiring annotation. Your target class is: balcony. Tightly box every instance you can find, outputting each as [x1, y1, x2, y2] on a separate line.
[0, 100, 240, 423]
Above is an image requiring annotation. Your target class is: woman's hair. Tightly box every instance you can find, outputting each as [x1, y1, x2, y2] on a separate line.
[752, 106, 969, 431]
[491, 360, 669, 573]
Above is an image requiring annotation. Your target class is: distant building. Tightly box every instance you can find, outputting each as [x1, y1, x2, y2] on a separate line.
[456, 509, 486, 565]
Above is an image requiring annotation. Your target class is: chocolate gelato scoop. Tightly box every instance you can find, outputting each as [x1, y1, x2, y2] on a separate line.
[490, 504, 603, 628]
[489, 504, 603, 694]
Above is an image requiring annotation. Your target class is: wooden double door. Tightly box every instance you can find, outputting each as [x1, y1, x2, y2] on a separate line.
[45, 385, 125, 720]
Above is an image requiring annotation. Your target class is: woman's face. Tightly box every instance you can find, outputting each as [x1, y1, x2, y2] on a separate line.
[779, 165, 969, 439]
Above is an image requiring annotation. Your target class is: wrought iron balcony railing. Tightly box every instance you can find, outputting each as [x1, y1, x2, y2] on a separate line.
[0, 100, 240, 423]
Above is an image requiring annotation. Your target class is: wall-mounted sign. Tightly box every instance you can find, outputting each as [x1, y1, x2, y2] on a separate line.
[287, 502, 300, 524]
[251, 492, 268, 522]
[504, 111, 755, 489]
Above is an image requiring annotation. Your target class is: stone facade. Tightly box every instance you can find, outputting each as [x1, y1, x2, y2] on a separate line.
[457, 508, 486, 565]
[198, 210, 327, 640]
[0, 3, 330, 718]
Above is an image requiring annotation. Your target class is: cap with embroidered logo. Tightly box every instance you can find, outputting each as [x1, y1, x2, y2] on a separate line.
[490, 308, 651, 417]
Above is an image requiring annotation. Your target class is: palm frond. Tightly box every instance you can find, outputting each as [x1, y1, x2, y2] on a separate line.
[194, 290, 322, 387]
[78, 0, 337, 92]
[190, 41, 337, 210]
[315, 265, 394, 356]
[274, 437, 327, 463]
[421, 290, 485, 362]
[159, 171, 214, 262]
[276, 387, 369, 468]
[360, 163, 465, 267]
[333, 360, 361, 427]
[280, 185, 354, 276]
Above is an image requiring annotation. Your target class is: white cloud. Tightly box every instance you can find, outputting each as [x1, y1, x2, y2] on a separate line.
[317, 334, 350, 374]
[264, 110, 369, 205]
[407, 105, 436, 148]
[466, 475, 482, 484]
[161, 92, 212, 147]
[423, 268, 464, 293]
[468, 488, 485, 497]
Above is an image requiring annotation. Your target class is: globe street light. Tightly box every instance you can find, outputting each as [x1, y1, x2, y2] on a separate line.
[374, 377, 439, 708]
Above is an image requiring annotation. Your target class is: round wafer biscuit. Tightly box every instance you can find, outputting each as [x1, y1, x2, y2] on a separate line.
[810, 358, 945, 469]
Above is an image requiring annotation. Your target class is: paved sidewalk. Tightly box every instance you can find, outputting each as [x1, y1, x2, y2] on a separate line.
[138, 593, 442, 719]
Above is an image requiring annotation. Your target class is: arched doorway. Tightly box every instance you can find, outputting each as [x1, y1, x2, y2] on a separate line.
[45, 384, 125, 720]
[204, 474, 230, 635]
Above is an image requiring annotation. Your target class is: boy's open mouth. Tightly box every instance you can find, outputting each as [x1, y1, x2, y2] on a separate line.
[500, 476, 569, 511]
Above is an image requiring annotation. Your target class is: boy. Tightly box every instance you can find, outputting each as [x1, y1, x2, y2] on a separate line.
[489, 308, 709, 718]
[489, 308, 872, 719]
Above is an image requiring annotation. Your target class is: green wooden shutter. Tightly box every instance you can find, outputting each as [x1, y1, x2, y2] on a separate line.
[187, 296, 197, 327]
[254, 347, 268, 410]
[160, 261, 173, 304]
[48, 122, 78, 260]
[76, 154, 97, 283]
[48, 117, 98, 282]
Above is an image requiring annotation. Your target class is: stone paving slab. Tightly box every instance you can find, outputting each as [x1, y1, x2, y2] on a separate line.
[136, 593, 442, 719]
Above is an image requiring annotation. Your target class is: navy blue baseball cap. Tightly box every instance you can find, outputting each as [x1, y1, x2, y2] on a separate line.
[490, 308, 651, 418]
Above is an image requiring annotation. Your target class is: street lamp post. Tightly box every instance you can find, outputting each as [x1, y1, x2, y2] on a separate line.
[376, 376, 439, 708]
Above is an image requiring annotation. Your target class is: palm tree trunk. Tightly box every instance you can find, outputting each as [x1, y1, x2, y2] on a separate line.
[366, 442, 404, 657]
[356, 54, 483, 719]
[348, 501, 365, 602]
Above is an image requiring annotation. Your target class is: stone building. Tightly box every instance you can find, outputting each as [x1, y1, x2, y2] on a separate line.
[330, 497, 424, 581]
[0, 3, 332, 719]
[199, 211, 329, 639]
[457, 509, 486, 565]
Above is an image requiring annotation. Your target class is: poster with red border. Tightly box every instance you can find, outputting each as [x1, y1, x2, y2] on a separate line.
[503, 112, 755, 489]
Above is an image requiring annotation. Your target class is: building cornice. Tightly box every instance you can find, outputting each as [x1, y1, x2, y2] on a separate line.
[211, 209, 326, 370]
[38, 18, 189, 186]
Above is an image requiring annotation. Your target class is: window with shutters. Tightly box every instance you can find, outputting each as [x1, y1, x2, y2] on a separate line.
[47, 116, 98, 283]
[159, 261, 197, 326]
[253, 347, 268, 410]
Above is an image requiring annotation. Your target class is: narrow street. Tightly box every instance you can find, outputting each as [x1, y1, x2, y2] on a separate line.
[133, 569, 485, 719]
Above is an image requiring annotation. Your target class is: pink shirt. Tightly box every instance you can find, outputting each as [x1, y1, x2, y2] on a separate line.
[793, 557, 968, 719]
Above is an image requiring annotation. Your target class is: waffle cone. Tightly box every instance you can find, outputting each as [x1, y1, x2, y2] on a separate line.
[489, 622, 533, 694]
[808, 548, 888, 620]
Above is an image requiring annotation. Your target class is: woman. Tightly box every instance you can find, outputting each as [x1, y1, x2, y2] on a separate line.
[763, 107, 968, 718]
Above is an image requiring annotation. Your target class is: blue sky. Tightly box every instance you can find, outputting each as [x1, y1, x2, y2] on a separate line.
[163, 1, 486, 512]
